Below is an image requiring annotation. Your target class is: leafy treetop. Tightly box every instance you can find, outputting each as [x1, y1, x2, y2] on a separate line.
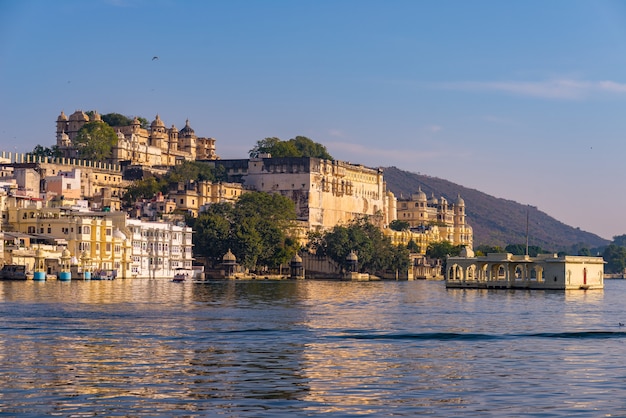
[249, 136, 333, 160]
[74, 121, 118, 161]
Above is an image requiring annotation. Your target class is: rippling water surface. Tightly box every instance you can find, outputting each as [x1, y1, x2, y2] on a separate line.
[1, 279, 626, 416]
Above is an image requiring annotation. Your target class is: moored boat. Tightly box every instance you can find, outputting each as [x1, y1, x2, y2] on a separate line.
[172, 273, 187, 282]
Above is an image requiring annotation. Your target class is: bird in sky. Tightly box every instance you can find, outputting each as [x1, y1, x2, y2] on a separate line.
[152, 56, 159, 61]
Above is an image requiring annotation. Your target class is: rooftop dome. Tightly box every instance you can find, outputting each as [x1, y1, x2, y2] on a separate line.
[291, 253, 303, 263]
[346, 250, 358, 261]
[57, 111, 68, 121]
[412, 187, 427, 201]
[151, 114, 166, 128]
[223, 249, 236, 262]
[69, 110, 89, 122]
[62, 248, 71, 258]
[456, 194, 465, 206]
[428, 193, 438, 205]
[179, 119, 195, 136]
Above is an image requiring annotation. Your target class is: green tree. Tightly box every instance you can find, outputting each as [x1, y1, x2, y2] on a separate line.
[249, 136, 334, 160]
[505, 244, 545, 257]
[122, 177, 167, 205]
[102, 113, 133, 127]
[426, 241, 463, 260]
[407, 239, 420, 253]
[309, 216, 409, 274]
[191, 192, 299, 270]
[603, 244, 626, 274]
[74, 121, 118, 161]
[389, 220, 410, 231]
[249, 137, 282, 158]
[612, 234, 626, 248]
[28, 144, 62, 158]
[192, 203, 235, 267]
[474, 245, 504, 256]
[291, 136, 333, 159]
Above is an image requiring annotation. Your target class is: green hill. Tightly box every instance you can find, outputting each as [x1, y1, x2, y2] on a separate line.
[382, 166, 608, 252]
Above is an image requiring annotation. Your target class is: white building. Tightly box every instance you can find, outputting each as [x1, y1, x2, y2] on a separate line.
[123, 218, 194, 279]
[446, 248, 604, 290]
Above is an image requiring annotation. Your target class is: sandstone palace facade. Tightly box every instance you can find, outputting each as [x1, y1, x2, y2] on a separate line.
[55, 110, 218, 167]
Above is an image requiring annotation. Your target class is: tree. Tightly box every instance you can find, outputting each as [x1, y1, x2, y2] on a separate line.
[249, 136, 334, 160]
[102, 113, 133, 127]
[505, 244, 545, 257]
[603, 244, 626, 274]
[122, 177, 167, 205]
[612, 234, 626, 248]
[389, 220, 410, 231]
[426, 241, 463, 260]
[474, 245, 503, 256]
[28, 144, 62, 159]
[407, 239, 420, 253]
[309, 216, 409, 274]
[191, 191, 299, 270]
[291, 136, 333, 159]
[192, 203, 235, 267]
[249, 137, 282, 158]
[74, 121, 118, 161]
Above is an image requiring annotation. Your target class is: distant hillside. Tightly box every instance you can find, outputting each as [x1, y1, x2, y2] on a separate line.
[383, 166, 608, 252]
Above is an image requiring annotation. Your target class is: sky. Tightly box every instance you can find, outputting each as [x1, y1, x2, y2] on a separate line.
[1, 0, 626, 240]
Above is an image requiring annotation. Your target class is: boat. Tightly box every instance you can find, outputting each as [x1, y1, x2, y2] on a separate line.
[92, 269, 116, 280]
[0, 264, 27, 280]
[173, 272, 188, 282]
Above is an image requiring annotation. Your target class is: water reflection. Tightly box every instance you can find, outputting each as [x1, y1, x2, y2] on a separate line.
[1, 279, 626, 416]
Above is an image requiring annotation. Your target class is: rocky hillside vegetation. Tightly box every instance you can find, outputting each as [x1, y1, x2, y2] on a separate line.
[383, 166, 608, 252]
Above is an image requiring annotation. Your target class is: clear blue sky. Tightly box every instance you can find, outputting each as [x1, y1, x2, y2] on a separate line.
[1, 0, 626, 240]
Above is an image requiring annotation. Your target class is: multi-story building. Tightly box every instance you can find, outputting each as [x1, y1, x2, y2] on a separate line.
[210, 157, 397, 230]
[394, 188, 473, 248]
[2, 204, 193, 279]
[55, 110, 218, 167]
[122, 217, 194, 279]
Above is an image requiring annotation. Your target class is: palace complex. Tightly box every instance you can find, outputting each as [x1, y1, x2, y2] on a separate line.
[0, 109, 473, 280]
[55, 110, 218, 167]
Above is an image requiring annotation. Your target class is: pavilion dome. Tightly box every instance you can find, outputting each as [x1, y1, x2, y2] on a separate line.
[179, 119, 195, 136]
[223, 249, 237, 263]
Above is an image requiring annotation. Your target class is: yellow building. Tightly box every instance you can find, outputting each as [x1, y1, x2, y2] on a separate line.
[55, 110, 218, 167]
[5, 206, 124, 274]
[395, 188, 472, 248]
[211, 157, 396, 230]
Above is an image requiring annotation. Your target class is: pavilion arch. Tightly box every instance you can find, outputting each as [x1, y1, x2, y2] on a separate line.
[466, 264, 476, 280]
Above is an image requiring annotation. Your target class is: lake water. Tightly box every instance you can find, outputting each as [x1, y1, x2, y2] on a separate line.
[1, 278, 626, 417]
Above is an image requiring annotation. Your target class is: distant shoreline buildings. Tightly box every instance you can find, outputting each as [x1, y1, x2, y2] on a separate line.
[0, 109, 473, 280]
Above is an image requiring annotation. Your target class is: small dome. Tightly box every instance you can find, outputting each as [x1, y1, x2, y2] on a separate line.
[179, 119, 195, 136]
[456, 194, 465, 206]
[428, 193, 438, 205]
[35, 248, 45, 258]
[412, 187, 427, 201]
[223, 249, 236, 262]
[151, 114, 166, 128]
[113, 229, 127, 241]
[57, 111, 68, 121]
[131, 116, 141, 127]
[91, 111, 101, 122]
[69, 110, 89, 122]
[346, 250, 358, 261]
[80, 250, 90, 260]
[291, 253, 303, 263]
[62, 248, 71, 258]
